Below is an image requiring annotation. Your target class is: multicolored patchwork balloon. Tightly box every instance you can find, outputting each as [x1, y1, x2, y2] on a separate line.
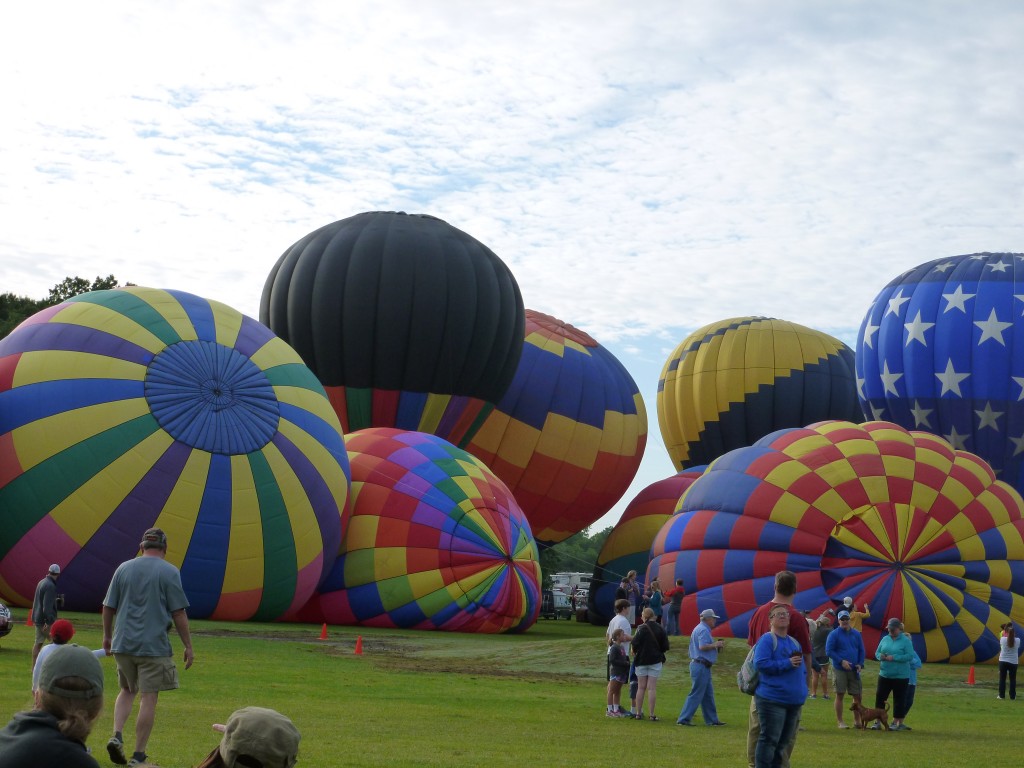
[0, 287, 350, 621]
[647, 421, 1024, 662]
[298, 428, 541, 632]
[857, 252, 1024, 496]
[467, 310, 647, 545]
[588, 469, 704, 625]
[657, 317, 861, 470]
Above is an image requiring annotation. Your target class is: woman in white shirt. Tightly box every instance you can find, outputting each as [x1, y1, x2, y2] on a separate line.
[998, 622, 1021, 700]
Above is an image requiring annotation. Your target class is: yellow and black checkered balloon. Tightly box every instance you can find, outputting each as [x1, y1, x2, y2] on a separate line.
[657, 317, 861, 470]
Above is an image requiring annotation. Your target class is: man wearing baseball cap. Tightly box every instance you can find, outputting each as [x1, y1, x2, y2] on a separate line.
[32, 619, 108, 695]
[102, 528, 194, 767]
[0, 643, 105, 767]
[676, 607, 727, 726]
[825, 609, 865, 728]
[31, 563, 62, 669]
[196, 707, 301, 768]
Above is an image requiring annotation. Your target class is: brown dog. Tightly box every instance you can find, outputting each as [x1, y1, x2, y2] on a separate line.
[850, 701, 890, 730]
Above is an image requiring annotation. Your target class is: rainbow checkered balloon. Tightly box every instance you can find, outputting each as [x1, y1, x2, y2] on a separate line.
[0, 287, 350, 621]
[648, 420, 1024, 662]
[298, 428, 541, 632]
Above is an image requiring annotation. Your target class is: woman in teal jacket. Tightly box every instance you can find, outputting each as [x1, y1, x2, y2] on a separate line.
[874, 617, 915, 730]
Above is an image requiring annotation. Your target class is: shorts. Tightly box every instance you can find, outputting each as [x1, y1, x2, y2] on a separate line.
[610, 672, 628, 684]
[634, 662, 664, 679]
[114, 654, 179, 694]
[34, 624, 50, 644]
[812, 656, 828, 673]
[832, 667, 863, 696]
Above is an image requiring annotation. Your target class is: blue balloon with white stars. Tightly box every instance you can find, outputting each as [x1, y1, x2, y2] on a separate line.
[857, 252, 1024, 492]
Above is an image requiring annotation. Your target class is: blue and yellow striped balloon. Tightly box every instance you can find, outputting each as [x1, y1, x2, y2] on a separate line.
[0, 287, 350, 621]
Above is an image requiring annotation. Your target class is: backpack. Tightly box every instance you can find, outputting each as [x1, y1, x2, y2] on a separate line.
[738, 633, 777, 695]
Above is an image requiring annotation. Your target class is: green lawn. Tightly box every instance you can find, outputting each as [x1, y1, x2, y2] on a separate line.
[0, 612, 1011, 767]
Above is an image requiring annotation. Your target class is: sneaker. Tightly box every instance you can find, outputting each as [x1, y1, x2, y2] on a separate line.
[869, 722, 881, 730]
[823, 695, 830, 700]
[606, 710, 621, 717]
[899, 724, 912, 731]
[808, 694, 817, 699]
[128, 757, 156, 766]
[837, 723, 850, 729]
[709, 721, 727, 726]
[107, 737, 127, 765]
[997, 695, 1005, 699]
[676, 720, 694, 726]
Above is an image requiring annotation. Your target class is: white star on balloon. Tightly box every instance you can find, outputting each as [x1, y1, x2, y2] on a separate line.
[1014, 376, 1024, 401]
[932, 261, 955, 273]
[861, 320, 880, 349]
[1015, 294, 1024, 317]
[1012, 434, 1024, 457]
[879, 361, 903, 396]
[987, 260, 1011, 273]
[974, 308, 1013, 346]
[904, 311, 934, 346]
[856, 376, 866, 399]
[942, 285, 975, 313]
[870, 404, 887, 420]
[910, 400, 933, 428]
[935, 359, 970, 396]
[944, 425, 969, 450]
[975, 402, 1003, 431]
[885, 289, 911, 317]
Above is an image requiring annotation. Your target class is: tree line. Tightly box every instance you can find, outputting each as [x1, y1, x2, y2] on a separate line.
[0, 275, 121, 339]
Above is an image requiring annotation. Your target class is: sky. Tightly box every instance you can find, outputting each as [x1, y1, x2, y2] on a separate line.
[2, 1, 1022, 535]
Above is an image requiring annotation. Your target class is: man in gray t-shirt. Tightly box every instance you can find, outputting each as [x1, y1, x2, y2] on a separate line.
[102, 528, 194, 767]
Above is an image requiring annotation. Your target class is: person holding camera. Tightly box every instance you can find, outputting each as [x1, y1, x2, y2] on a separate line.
[31, 564, 63, 669]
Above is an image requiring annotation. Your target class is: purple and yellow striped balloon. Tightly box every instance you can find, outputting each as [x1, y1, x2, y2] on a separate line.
[0, 287, 350, 621]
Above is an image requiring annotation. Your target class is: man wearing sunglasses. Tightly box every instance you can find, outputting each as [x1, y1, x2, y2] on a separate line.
[825, 610, 865, 729]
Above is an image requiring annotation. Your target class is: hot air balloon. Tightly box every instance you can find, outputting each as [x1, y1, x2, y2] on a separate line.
[857, 252, 1024, 496]
[587, 469, 704, 625]
[467, 310, 647, 546]
[260, 211, 525, 448]
[296, 428, 541, 633]
[0, 287, 350, 621]
[647, 420, 1024, 662]
[657, 317, 861, 471]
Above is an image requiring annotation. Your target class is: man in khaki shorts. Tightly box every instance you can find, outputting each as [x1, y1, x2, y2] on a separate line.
[102, 528, 194, 767]
[825, 609, 865, 729]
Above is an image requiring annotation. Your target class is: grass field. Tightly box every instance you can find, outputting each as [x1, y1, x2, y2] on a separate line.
[0, 611, 1013, 767]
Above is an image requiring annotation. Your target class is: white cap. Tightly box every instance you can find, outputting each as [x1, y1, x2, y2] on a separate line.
[700, 608, 721, 621]
[48, 564, 61, 575]
[843, 596, 852, 606]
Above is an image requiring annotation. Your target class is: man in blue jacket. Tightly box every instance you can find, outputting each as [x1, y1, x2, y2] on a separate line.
[825, 610, 864, 729]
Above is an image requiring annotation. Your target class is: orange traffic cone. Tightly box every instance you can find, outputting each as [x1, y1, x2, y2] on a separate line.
[354, 635, 363, 656]
[24, 615, 32, 627]
[966, 666, 976, 685]
[319, 623, 328, 641]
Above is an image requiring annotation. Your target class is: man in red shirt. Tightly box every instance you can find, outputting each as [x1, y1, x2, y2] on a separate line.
[745, 571, 811, 768]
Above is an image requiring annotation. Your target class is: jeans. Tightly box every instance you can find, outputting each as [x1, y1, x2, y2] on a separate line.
[666, 610, 680, 636]
[677, 661, 719, 724]
[754, 696, 801, 768]
[999, 662, 1018, 699]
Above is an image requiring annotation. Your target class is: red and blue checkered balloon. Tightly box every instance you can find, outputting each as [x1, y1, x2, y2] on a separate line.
[648, 420, 1024, 662]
